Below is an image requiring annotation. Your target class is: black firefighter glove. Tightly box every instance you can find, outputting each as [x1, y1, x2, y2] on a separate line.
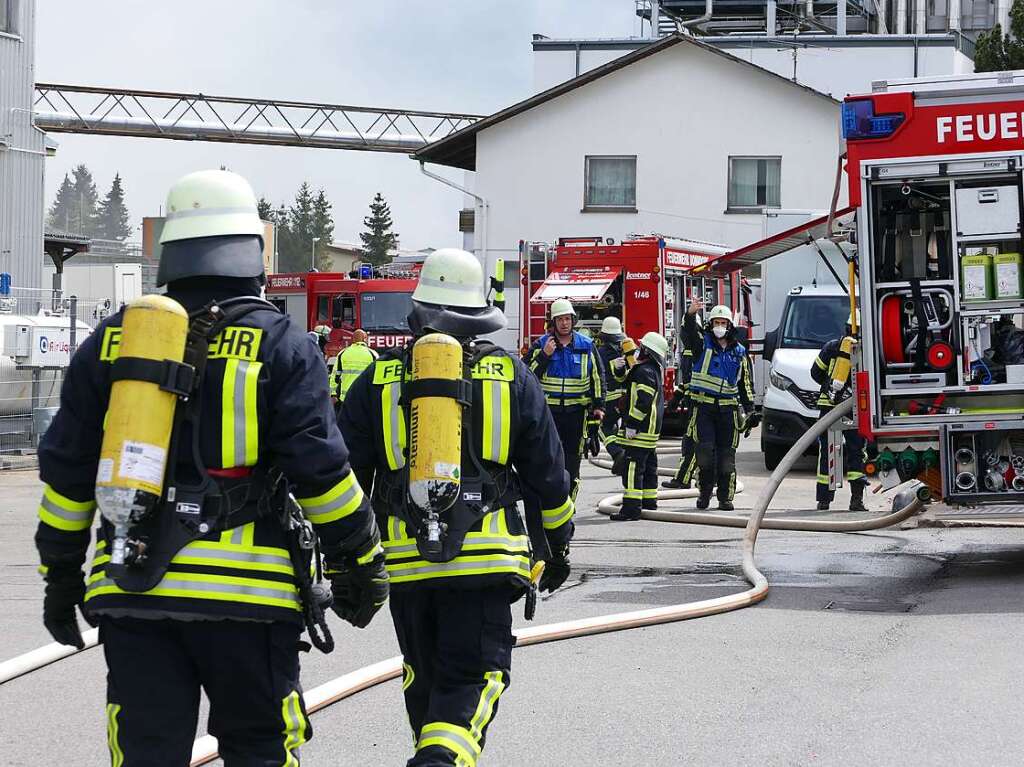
[743, 410, 762, 438]
[538, 546, 571, 594]
[326, 554, 390, 629]
[42, 567, 94, 649]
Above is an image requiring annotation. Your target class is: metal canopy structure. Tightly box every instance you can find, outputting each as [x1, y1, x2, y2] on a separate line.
[692, 206, 856, 275]
[33, 84, 483, 153]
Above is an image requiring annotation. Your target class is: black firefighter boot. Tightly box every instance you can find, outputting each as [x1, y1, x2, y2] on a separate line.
[849, 481, 867, 512]
[696, 488, 712, 510]
[661, 471, 690, 490]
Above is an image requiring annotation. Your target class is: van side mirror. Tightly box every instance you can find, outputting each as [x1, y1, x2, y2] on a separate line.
[763, 329, 778, 361]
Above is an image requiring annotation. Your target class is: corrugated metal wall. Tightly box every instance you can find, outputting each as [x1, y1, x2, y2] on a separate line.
[0, 0, 44, 294]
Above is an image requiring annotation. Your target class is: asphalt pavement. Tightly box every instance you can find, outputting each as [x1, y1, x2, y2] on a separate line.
[2, 432, 1023, 766]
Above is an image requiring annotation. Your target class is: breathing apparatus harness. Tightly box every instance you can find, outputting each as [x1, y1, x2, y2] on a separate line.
[373, 340, 526, 563]
[101, 296, 335, 652]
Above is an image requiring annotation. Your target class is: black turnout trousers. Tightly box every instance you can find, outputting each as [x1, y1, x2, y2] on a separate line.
[101, 616, 309, 767]
[389, 585, 516, 767]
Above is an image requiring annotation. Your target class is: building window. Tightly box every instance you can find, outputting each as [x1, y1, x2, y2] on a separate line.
[727, 157, 781, 211]
[1, 0, 18, 34]
[584, 156, 636, 211]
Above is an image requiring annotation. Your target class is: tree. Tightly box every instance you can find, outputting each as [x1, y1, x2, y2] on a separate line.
[360, 192, 398, 266]
[273, 202, 298, 273]
[47, 174, 76, 232]
[70, 164, 101, 237]
[97, 173, 133, 240]
[975, 4, 1024, 72]
[312, 189, 335, 271]
[257, 196, 274, 221]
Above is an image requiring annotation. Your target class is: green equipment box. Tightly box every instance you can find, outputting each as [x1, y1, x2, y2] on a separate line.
[961, 254, 994, 301]
[994, 252, 1022, 299]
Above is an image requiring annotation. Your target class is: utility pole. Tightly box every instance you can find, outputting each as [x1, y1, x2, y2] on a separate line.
[311, 237, 321, 271]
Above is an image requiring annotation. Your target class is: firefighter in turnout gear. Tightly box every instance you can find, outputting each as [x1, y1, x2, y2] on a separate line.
[331, 328, 379, 407]
[524, 298, 605, 499]
[609, 332, 668, 521]
[594, 315, 628, 462]
[339, 248, 574, 767]
[662, 343, 699, 490]
[34, 169, 387, 766]
[810, 316, 868, 511]
[682, 300, 755, 511]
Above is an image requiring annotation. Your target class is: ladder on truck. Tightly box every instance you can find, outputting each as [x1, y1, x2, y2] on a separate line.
[521, 240, 553, 348]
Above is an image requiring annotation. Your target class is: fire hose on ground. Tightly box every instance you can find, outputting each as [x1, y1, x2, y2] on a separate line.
[1, 399, 929, 765]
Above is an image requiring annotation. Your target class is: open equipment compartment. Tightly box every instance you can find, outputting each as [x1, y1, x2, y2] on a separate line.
[864, 156, 1024, 435]
[942, 423, 1024, 504]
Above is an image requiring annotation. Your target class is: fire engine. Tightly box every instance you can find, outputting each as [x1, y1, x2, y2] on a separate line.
[266, 265, 419, 358]
[519, 235, 752, 430]
[843, 72, 1024, 507]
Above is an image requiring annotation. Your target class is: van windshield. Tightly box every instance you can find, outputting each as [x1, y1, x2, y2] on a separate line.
[360, 292, 412, 332]
[780, 296, 849, 349]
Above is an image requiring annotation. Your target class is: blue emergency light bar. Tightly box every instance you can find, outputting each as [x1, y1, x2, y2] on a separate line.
[841, 100, 905, 140]
[0, 272, 10, 296]
[359, 264, 373, 280]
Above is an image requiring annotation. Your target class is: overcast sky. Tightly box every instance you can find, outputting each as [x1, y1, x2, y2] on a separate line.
[37, 1, 642, 250]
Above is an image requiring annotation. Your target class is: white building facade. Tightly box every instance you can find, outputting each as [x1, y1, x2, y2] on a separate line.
[416, 35, 845, 344]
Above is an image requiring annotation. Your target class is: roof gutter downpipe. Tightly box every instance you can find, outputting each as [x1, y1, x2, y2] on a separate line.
[419, 161, 489, 287]
[675, 0, 713, 33]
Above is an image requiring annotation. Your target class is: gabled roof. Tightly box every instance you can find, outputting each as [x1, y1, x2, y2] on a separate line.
[413, 32, 839, 171]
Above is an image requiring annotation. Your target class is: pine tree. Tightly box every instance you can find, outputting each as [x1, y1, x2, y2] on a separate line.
[275, 202, 300, 273]
[97, 173, 133, 240]
[312, 189, 335, 271]
[287, 182, 316, 271]
[47, 174, 76, 233]
[70, 164, 101, 237]
[257, 197, 274, 221]
[975, 4, 1024, 72]
[360, 192, 398, 266]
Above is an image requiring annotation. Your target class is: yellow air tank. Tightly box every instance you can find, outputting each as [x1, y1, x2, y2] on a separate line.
[621, 337, 639, 367]
[828, 335, 856, 401]
[95, 294, 189, 571]
[408, 333, 464, 524]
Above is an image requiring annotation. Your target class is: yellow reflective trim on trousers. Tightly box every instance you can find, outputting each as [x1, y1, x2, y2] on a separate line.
[469, 670, 506, 745]
[107, 703, 124, 767]
[85, 570, 301, 610]
[418, 722, 481, 766]
[296, 472, 364, 524]
[356, 541, 384, 565]
[281, 690, 308, 766]
[541, 498, 573, 530]
[624, 461, 641, 499]
[403, 661, 416, 691]
[38, 485, 96, 532]
[382, 381, 407, 470]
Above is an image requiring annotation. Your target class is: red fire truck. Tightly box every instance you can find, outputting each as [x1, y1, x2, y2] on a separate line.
[843, 72, 1024, 507]
[266, 267, 419, 358]
[519, 235, 753, 430]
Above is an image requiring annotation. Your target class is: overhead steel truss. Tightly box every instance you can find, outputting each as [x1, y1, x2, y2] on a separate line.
[33, 83, 482, 153]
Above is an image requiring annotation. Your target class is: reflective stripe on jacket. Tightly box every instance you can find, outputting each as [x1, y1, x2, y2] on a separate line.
[524, 331, 604, 408]
[334, 342, 378, 401]
[619, 358, 664, 448]
[36, 288, 379, 624]
[339, 344, 574, 589]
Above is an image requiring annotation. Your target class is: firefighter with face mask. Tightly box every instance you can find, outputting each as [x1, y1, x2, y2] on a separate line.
[331, 328, 379, 408]
[594, 316, 628, 462]
[338, 248, 573, 767]
[523, 298, 605, 500]
[682, 299, 755, 511]
[810, 313, 868, 511]
[609, 331, 668, 521]
[34, 169, 387, 766]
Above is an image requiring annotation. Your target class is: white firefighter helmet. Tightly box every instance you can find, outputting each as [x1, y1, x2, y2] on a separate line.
[408, 248, 506, 336]
[639, 331, 669, 364]
[550, 298, 576, 319]
[707, 304, 734, 325]
[157, 169, 266, 286]
[600, 316, 623, 336]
